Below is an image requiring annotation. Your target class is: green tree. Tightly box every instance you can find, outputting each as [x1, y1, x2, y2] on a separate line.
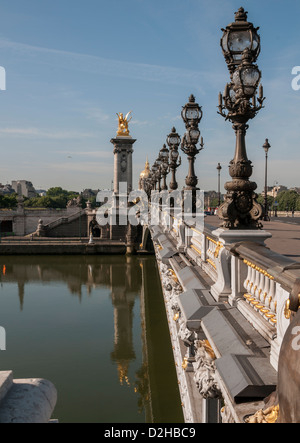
[276, 190, 300, 211]
[0, 194, 18, 209]
[257, 194, 274, 209]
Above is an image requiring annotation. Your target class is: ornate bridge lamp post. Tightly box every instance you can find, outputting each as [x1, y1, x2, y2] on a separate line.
[217, 8, 265, 229]
[151, 162, 159, 191]
[155, 157, 162, 192]
[143, 174, 153, 200]
[167, 127, 181, 191]
[181, 95, 204, 216]
[159, 144, 170, 191]
[181, 95, 204, 192]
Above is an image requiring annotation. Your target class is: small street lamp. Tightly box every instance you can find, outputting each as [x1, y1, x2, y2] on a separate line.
[217, 163, 222, 206]
[166, 127, 181, 191]
[263, 139, 271, 221]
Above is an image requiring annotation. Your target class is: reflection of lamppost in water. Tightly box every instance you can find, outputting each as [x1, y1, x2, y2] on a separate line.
[110, 290, 136, 387]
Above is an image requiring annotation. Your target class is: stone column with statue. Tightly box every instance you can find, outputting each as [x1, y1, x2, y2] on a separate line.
[109, 111, 137, 246]
[111, 111, 136, 195]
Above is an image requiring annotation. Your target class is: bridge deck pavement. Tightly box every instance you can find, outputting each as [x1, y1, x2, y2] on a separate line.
[205, 216, 300, 262]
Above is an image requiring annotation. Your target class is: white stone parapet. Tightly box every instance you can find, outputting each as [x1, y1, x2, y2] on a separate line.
[149, 210, 300, 423]
[0, 371, 57, 423]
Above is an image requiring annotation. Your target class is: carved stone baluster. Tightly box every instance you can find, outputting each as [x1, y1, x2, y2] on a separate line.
[243, 261, 252, 293]
[257, 271, 265, 303]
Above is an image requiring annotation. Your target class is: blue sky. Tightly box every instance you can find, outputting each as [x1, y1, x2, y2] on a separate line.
[0, 0, 299, 193]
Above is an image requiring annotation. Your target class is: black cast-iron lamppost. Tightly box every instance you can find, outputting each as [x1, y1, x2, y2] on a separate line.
[217, 163, 222, 206]
[181, 95, 204, 192]
[155, 156, 163, 192]
[263, 138, 271, 221]
[167, 127, 181, 191]
[159, 144, 170, 191]
[217, 8, 265, 229]
[151, 162, 159, 190]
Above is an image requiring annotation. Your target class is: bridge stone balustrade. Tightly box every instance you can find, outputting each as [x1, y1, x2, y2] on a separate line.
[147, 210, 300, 423]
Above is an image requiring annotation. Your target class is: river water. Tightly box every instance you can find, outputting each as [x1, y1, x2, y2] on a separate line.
[0, 255, 183, 423]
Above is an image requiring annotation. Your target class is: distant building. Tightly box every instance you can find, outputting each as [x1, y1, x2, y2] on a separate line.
[36, 189, 47, 197]
[11, 180, 37, 198]
[290, 187, 300, 194]
[204, 190, 222, 208]
[81, 189, 99, 199]
[0, 183, 15, 195]
[266, 185, 288, 199]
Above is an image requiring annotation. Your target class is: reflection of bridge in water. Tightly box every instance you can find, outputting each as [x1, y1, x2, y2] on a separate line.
[0, 255, 183, 423]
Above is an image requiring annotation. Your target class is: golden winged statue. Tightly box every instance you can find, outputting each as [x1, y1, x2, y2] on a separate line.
[116, 111, 132, 137]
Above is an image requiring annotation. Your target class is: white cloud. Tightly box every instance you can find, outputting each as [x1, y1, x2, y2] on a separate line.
[0, 127, 96, 139]
[83, 107, 110, 123]
[0, 38, 206, 88]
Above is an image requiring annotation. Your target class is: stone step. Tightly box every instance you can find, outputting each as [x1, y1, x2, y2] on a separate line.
[0, 372, 57, 423]
[0, 371, 13, 405]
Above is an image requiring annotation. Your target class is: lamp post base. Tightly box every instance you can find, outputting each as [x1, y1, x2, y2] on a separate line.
[217, 188, 264, 230]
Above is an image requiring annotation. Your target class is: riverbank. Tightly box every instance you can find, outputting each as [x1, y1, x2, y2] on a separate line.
[0, 238, 127, 255]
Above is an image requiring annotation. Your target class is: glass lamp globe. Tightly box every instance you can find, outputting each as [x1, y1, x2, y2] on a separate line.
[221, 7, 260, 69]
[181, 95, 203, 127]
[167, 127, 181, 148]
[233, 63, 261, 97]
[152, 163, 158, 173]
[159, 144, 169, 161]
[187, 128, 200, 144]
[171, 149, 179, 161]
[155, 157, 162, 167]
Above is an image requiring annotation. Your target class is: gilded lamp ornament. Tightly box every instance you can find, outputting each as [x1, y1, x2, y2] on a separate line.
[217, 8, 265, 229]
